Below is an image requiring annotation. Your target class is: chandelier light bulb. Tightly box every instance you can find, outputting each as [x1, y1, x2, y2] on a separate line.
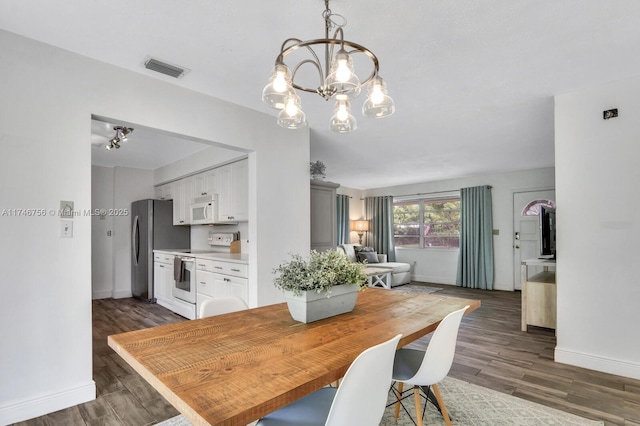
[277, 93, 307, 129]
[273, 71, 289, 93]
[370, 84, 385, 105]
[325, 50, 361, 99]
[336, 102, 349, 121]
[262, 64, 293, 110]
[330, 96, 357, 133]
[362, 76, 395, 119]
[335, 59, 352, 83]
[284, 96, 300, 116]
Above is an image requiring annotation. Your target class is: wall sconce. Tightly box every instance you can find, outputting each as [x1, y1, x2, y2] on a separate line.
[351, 220, 370, 245]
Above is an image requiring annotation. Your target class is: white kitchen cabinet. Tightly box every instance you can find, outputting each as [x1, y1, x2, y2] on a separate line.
[216, 159, 248, 222]
[153, 253, 175, 309]
[154, 182, 174, 200]
[195, 256, 248, 317]
[212, 273, 248, 301]
[193, 169, 217, 199]
[211, 259, 248, 301]
[173, 176, 194, 225]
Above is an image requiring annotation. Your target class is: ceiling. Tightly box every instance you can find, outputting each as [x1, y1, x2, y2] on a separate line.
[2, 1, 640, 189]
[90, 119, 212, 170]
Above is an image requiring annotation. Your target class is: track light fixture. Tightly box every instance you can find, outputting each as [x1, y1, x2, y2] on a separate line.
[262, 0, 395, 133]
[105, 126, 133, 150]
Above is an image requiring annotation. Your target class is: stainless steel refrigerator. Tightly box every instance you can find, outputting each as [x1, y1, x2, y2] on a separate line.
[131, 199, 190, 302]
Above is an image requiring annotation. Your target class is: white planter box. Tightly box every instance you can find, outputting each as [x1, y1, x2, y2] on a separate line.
[284, 284, 360, 323]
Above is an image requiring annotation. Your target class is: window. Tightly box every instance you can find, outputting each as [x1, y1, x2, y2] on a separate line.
[393, 196, 461, 249]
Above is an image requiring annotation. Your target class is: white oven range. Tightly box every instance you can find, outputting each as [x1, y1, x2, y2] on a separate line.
[172, 255, 197, 319]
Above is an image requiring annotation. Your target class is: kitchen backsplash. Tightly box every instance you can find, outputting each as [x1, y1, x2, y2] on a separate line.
[190, 222, 248, 252]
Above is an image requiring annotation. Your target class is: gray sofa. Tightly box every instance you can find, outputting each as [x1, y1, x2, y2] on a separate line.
[337, 244, 411, 287]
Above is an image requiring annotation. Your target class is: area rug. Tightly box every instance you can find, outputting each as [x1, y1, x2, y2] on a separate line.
[155, 376, 603, 425]
[392, 283, 443, 294]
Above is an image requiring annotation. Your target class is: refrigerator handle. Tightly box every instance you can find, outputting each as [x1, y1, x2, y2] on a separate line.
[132, 215, 140, 265]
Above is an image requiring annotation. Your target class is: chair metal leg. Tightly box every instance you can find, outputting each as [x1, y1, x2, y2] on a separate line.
[413, 387, 423, 426]
[431, 383, 452, 426]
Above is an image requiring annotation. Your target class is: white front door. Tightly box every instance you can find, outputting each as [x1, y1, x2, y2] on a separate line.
[513, 190, 555, 290]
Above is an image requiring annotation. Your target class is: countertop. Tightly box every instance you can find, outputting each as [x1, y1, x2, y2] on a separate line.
[154, 249, 248, 264]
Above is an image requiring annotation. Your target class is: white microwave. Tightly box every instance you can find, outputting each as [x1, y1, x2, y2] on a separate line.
[190, 195, 218, 225]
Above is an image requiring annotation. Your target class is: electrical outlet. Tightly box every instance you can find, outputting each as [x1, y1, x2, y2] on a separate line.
[60, 220, 73, 238]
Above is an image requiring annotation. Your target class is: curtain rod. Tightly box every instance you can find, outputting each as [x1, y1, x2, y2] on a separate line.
[376, 185, 492, 199]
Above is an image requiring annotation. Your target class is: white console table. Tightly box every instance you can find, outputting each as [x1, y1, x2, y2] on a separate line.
[521, 258, 556, 332]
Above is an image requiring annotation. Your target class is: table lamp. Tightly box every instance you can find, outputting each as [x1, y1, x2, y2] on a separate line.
[351, 220, 370, 245]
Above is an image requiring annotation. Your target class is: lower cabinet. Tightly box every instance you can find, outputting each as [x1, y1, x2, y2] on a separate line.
[153, 253, 175, 309]
[196, 257, 248, 318]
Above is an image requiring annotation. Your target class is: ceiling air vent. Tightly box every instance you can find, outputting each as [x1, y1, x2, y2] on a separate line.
[143, 57, 189, 79]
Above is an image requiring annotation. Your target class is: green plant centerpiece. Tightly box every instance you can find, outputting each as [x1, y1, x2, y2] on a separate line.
[273, 250, 368, 323]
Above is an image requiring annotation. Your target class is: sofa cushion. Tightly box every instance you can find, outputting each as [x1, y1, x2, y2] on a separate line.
[357, 252, 379, 263]
[377, 262, 411, 274]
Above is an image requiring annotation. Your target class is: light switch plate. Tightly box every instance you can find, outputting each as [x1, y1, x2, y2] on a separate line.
[60, 220, 73, 238]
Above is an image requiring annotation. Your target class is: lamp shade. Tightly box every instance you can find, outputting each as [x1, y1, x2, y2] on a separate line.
[351, 220, 370, 232]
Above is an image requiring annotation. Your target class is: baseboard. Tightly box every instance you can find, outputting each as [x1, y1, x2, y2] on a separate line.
[555, 347, 640, 380]
[92, 290, 112, 299]
[0, 381, 95, 425]
[112, 289, 132, 299]
[411, 274, 456, 285]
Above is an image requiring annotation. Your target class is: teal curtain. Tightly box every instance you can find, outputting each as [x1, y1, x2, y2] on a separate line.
[336, 194, 350, 245]
[456, 185, 494, 289]
[365, 196, 396, 262]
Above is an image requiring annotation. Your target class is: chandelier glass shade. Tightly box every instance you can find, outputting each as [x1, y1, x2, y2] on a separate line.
[262, 0, 395, 132]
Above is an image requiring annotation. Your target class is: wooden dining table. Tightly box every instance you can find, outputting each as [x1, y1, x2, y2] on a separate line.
[108, 288, 480, 426]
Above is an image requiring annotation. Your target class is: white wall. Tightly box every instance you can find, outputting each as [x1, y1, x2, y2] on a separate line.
[0, 29, 309, 424]
[555, 77, 640, 379]
[364, 168, 555, 290]
[91, 166, 115, 299]
[91, 166, 155, 299]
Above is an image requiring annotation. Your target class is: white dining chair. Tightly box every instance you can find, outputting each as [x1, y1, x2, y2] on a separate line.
[198, 296, 248, 318]
[391, 305, 469, 426]
[256, 334, 402, 426]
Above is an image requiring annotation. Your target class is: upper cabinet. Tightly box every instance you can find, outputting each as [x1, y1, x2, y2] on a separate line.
[155, 182, 174, 200]
[217, 160, 248, 223]
[193, 169, 217, 199]
[173, 176, 194, 225]
[156, 158, 248, 225]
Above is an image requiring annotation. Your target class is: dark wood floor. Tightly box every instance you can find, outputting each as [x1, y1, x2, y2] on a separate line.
[13, 283, 640, 426]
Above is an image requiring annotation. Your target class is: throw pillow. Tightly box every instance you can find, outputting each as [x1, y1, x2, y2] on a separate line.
[355, 246, 375, 253]
[357, 252, 379, 264]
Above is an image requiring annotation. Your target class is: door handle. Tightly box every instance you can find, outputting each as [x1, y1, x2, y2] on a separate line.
[515, 245, 520, 249]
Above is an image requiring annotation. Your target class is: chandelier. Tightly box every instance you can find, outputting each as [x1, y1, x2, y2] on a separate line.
[262, 0, 395, 133]
[105, 126, 133, 150]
